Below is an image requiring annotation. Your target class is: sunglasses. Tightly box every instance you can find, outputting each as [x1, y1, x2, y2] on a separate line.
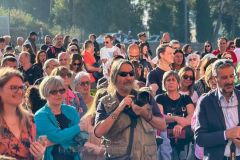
[49, 88, 66, 95]
[104, 41, 110, 44]
[230, 46, 235, 49]
[79, 81, 90, 86]
[182, 75, 194, 81]
[73, 63, 81, 66]
[118, 71, 134, 77]
[9, 85, 27, 93]
[71, 49, 78, 52]
[205, 45, 211, 48]
[60, 72, 72, 78]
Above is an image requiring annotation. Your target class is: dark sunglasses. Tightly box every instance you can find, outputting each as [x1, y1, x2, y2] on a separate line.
[73, 63, 81, 66]
[205, 45, 211, 47]
[79, 81, 90, 86]
[230, 46, 235, 49]
[71, 49, 78, 52]
[182, 75, 194, 81]
[49, 88, 66, 95]
[10, 85, 27, 93]
[60, 72, 72, 78]
[118, 71, 134, 77]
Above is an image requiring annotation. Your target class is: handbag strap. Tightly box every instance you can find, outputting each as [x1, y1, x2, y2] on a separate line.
[126, 118, 137, 156]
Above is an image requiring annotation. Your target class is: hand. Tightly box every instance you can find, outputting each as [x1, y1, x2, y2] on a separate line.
[232, 138, 240, 148]
[131, 103, 149, 118]
[29, 141, 46, 160]
[79, 120, 88, 132]
[116, 95, 135, 113]
[226, 127, 240, 139]
[174, 116, 189, 127]
[173, 124, 183, 138]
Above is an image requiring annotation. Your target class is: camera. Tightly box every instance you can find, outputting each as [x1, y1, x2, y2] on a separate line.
[123, 88, 151, 119]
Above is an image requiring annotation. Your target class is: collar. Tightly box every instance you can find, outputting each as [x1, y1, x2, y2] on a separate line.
[217, 88, 236, 102]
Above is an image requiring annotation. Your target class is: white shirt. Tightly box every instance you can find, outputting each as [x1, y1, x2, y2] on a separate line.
[234, 48, 240, 63]
[218, 89, 240, 157]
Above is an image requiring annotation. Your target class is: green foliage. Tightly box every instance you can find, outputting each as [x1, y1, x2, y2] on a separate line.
[195, 0, 213, 42]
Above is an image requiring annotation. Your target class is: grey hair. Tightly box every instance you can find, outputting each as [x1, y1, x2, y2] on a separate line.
[186, 53, 200, 65]
[17, 37, 24, 41]
[39, 76, 65, 99]
[212, 59, 233, 77]
[58, 52, 69, 61]
[169, 40, 180, 46]
[73, 71, 90, 89]
[43, 58, 59, 71]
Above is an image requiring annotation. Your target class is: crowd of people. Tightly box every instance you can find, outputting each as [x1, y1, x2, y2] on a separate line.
[0, 31, 240, 160]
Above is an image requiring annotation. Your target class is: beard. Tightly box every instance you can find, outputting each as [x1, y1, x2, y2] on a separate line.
[118, 80, 134, 93]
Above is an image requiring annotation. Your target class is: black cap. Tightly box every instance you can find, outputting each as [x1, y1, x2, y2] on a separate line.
[29, 31, 38, 36]
[138, 32, 146, 37]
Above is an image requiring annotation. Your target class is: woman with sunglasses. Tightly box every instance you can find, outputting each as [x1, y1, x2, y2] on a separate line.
[0, 67, 45, 159]
[70, 54, 83, 74]
[201, 41, 213, 58]
[178, 67, 199, 105]
[51, 66, 87, 118]
[74, 72, 94, 110]
[35, 76, 87, 160]
[155, 70, 194, 159]
[67, 43, 81, 55]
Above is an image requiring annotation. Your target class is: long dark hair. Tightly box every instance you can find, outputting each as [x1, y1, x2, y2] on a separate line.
[178, 66, 195, 96]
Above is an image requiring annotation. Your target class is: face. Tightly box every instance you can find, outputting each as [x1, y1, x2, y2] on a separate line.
[31, 35, 37, 42]
[55, 35, 63, 47]
[218, 39, 227, 51]
[19, 54, 30, 65]
[0, 76, 25, 108]
[59, 54, 70, 67]
[174, 52, 184, 65]
[90, 35, 95, 42]
[17, 39, 24, 46]
[45, 36, 52, 45]
[4, 61, 18, 69]
[60, 71, 72, 87]
[181, 70, 194, 88]
[39, 52, 47, 63]
[72, 60, 82, 72]
[187, 46, 193, 53]
[229, 44, 235, 51]
[104, 37, 113, 48]
[76, 76, 91, 95]
[188, 56, 199, 69]
[208, 76, 217, 90]
[215, 66, 234, 95]
[45, 62, 59, 75]
[68, 45, 78, 55]
[223, 53, 232, 60]
[142, 46, 148, 55]
[140, 36, 146, 42]
[160, 46, 174, 64]
[116, 63, 135, 93]
[46, 87, 66, 107]
[205, 43, 211, 52]
[129, 47, 140, 61]
[22, 46, 28, 52]
[165, 75, 179, 92]
[0, 42, 5, 49]
[172, 43, 180, 49]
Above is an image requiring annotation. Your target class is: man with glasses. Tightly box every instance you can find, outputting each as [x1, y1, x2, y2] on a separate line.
[195, 59, 240, 160]
[100, 35, 121, 77]
[47, 34, 66, 59]
[94, 59, 166, 159]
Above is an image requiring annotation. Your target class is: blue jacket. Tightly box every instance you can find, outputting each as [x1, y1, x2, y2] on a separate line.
[34, 103, 81, 160]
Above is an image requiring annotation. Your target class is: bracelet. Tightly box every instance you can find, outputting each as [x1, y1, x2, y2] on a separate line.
[110, 113, 117, 120]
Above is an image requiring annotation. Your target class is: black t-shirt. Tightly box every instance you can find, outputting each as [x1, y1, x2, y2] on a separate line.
[146, 67, 165, 95]
[46, 46, 66, 59]
[18, 65, 43, 85]
[52, 113, 73, 160]
[95, 90, 162, 124]
[139, 59, 153, 83]
[155, 93, 192, 129]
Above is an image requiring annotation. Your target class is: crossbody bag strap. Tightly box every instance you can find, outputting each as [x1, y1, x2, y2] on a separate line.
[125, 118, 136, 156]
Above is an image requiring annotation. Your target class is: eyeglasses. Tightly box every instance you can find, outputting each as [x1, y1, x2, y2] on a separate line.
[70, 49, 78, 52]
[79, 81, 90, 86]
[230, 46, 235, 49]
[182, 75, 194, 81]
[49, 88, 66, 95]
[104, 41, 110, 44]
[205, 45, 211, 48]
[189, 58, 197, 61]
[60, 72, 72, 78]
[73, 63, 81, 66]
[118, 71, 134, 77]
[9, 85, 26, 93]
